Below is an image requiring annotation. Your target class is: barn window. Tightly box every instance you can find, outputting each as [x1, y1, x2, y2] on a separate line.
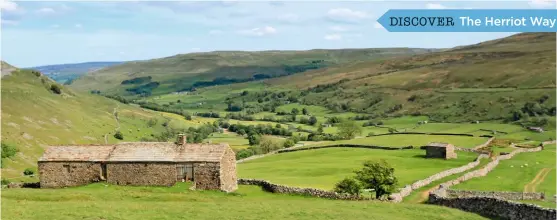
[63, 164, 70, 173]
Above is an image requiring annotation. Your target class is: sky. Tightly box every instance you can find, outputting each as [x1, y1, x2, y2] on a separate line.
[1, 0, 556, 67]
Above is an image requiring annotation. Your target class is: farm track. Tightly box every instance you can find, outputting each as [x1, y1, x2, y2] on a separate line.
[104, 103, 121, 144]
[524, 168, 552, 193]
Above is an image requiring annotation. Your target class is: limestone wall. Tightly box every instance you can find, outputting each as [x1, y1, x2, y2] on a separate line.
[445, 189, 545, 201]
[238, 178, 371, 200]
[388, 154, 488, 202]
[472, 137, 495, 150]
[107, 162, 176, 186]
[429, 186, 556, 220]
[39, 161, 102, 188]
[194, 162, 221, 190]
[219, 148, 238, 192]
[277, 144, 414, 153]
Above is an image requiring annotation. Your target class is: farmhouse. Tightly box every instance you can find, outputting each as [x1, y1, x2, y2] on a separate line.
[38, 135, 237, 192]
[424, 142, 457, 159]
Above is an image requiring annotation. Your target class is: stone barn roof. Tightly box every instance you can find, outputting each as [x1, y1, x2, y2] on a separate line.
[39, 142, 230, 163]
[426, 142, 451, 147]
[39, 145, 116, 162]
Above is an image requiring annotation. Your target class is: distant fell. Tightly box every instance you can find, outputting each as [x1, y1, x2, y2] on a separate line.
[29, 61, 124, 84]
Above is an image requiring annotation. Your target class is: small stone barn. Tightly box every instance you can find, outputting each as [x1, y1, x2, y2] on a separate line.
[424, 142, 457, 159]
[38, 136, 237, 192]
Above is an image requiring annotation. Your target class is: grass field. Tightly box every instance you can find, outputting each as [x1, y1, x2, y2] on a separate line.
[238, 147, 479, 190]
[301, 135, 489, 148]
[1, 183, 488, 220]
[453, 144, 556, 196]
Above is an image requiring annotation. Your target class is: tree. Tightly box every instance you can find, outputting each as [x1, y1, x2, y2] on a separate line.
[291, 108, 300, 115]
[317, 126, 324, 134]
[334, 177, 362, 196]
[337, 120, 362, 140]
[309, 116, 318, 125]
[259, 136, 281, 153]
[354, 160, 398, 199]
[283, 139, 295, 148]
[248, 134, 261, 145]
[388, 128, 397, 133]
[114, 131, 124, 140]
[50, 84, 62, 94]
[302, 108, 309, 115]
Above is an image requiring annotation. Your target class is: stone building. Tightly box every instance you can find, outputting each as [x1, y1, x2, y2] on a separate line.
[38, 135, 237, 192]
[424, 142, 457, 159]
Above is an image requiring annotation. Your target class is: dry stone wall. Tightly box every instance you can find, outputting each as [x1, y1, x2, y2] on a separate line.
[194, 162, 221, 190]
[429, 186, 556, 220]
[445, 189, 545, 201]
[388, 154, 488, 202]
[277, 144, 414, 153]
[238, 178, 372, 200]
[39, 162, 103, 188]
[107, 162, 176, 186]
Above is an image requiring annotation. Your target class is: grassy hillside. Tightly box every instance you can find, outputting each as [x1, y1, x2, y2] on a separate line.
[0, 68, 191, 181]
[1, 60, 18, 77]
[29, 61, 123, 84]
[69, 48, 435, 96]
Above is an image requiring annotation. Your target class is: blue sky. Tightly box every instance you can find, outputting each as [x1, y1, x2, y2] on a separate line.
[1, 0, 555, 67]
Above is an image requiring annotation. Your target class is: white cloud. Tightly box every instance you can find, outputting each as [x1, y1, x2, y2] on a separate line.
[528, 0, 555, 8]
[209, 30, 224, 35]
[50, 24, 60, 28]
[37, 8, 56, 14]
[324, 34, 342, 41]
[277, 13, 299, 23]
[374, 22, 384, 29]
[426, 3, 449, 9]
[75, 24, 83, 28]
[327, 8, 369, 23]
[238, 26, 277, 37]
[329, 25, 349, 32]
[0, 0, 17, 11]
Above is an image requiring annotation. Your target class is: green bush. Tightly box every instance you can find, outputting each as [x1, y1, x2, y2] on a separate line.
[50, 84, 62, 94]
[1, 142, 18, 168]
[114, 131, 124, 140]
[334, 177, 362, 196]
[23, 168, 35, 176]
[1, 178, 10, 185]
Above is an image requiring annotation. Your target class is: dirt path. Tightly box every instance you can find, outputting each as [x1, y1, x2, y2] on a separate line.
[104, 103, 121, 144]
[524, 168, 552, 193]
[411, 184, 441, 203]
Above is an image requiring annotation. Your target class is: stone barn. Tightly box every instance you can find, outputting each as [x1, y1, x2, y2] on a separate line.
[424, 142, 457, 159]
[38, 135, 237, 192]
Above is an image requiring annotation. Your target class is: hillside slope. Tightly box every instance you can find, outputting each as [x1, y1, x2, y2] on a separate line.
[1, 61, 17, 77]
[254, 33, 556, 122]
[30, 61, 123, 84]
[69, 48, 436, 96]
[1, 68, 190, 180]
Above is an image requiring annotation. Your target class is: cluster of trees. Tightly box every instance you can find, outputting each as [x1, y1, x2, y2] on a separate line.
[362, 120, 384, 127]
[334, 160, 398, 199]
[223, 122, 293, 137]
[225, 113, 255, 121]
[1, 142, 18, 168]
[197, 112, 220, 118]
[125, 82, 160, 96]
[299, 116, 318, 126]
[508, 96, 556, 127]
[236, 135, 301, 160]
[114, 131, 124, 140]
[121, 76, 152, 85]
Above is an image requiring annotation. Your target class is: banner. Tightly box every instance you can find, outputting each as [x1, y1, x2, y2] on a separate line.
[376, 9, 557, 32]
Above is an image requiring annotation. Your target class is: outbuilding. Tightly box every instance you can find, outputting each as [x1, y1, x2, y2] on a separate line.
[424, 142, 457, 159]
[38, 135, 237, 192]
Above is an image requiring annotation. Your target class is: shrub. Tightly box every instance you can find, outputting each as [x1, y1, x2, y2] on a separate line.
[1, 178, 10, 186]
[283, 139, 295, 148]
[23, 168, 35, 176]
[334, 177, 362, 196]
[337, 120, 363, 140]
[114, 131, 124, 140]
[50, 84, 62, 94]
[1, 142, 18, 168]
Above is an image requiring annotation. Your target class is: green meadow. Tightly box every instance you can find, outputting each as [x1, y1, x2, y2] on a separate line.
[238, 147, 479, 190]
[1, 183, 488, 220]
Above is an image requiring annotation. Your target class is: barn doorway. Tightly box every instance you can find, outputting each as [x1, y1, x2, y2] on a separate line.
[101, 163, 107, 180]
[176, 164, 194, 182]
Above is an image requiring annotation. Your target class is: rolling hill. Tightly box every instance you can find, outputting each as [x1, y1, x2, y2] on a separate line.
[0, 63, 191, 180]
[69, 48, 436, 96]
[29, 61, 123, 84]
[131, 33, 555, 125]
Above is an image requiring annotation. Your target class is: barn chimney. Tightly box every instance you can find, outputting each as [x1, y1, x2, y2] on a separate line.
[177, 134, 187, 145]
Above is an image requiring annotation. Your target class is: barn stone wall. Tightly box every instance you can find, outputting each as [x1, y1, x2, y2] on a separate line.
[39, 161, 102, 188]
[219, 148, 238, 192]
[426, 145, 456, 159]
[194, 162, 221, 190]
[106, 162, 176, 186]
